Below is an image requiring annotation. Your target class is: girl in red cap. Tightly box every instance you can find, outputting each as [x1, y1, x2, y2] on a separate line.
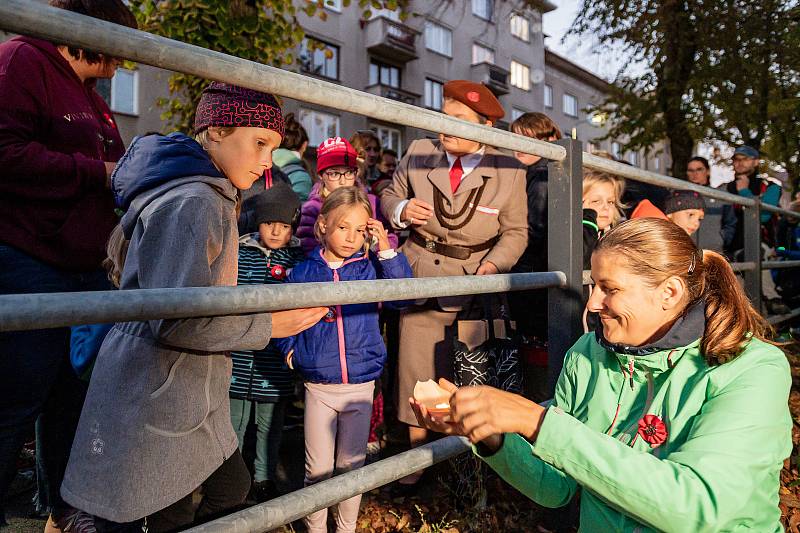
[296, 136, 397, 255]
[60, 82, 327, 532]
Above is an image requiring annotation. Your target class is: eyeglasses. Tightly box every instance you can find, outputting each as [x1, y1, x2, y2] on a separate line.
[322, 169, 357, 183]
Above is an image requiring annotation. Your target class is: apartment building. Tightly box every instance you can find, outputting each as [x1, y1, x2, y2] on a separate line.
[3, 1, 669, 171]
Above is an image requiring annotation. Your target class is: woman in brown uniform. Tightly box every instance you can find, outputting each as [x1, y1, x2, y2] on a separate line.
[381, 80, 528, 489]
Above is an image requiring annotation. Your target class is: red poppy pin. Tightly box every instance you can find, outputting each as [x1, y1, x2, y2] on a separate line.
[323, 307, 337, 323]
[637, 414, 667, 448]
[270, 265, 286, 280]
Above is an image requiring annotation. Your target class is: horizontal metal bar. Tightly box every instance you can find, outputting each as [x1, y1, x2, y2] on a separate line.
[187, 436, 471, 533]
[761, 203, 800, 219]
[730, 261, 757, 272]
[0, 272, 564, 332]
[0, 0, 565, 162]
[583, 262, 757, 285]
[767, 307, 800, 326]
[582, 153, 756, 206]
[762, 260, 800, 270]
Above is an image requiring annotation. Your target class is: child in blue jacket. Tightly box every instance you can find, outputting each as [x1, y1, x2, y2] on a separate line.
[276, 185, 412, 533]
[230, 181, 305, 503]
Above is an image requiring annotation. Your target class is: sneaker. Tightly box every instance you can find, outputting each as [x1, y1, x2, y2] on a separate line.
[52, 508, 97, 533]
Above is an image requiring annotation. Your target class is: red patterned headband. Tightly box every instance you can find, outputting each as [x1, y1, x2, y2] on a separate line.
[193, 82, 284, 138]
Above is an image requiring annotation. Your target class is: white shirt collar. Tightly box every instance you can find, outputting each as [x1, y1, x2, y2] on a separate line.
[445, 146, 486, 180]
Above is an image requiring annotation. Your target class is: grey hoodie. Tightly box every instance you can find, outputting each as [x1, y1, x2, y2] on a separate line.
[61, 134, 272, 522]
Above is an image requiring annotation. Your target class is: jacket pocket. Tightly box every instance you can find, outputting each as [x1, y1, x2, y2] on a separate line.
[144, 351, 213, 437]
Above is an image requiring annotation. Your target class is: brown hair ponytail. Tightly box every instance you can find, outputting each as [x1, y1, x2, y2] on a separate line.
[595, 218, 772, 366]
[699, 250, 771, 365]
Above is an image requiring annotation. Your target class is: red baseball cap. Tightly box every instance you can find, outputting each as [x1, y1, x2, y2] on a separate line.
[316, 136, 359, 174]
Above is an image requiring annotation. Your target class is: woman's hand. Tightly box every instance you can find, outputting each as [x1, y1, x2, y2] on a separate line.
[367, 218, 391, 251]
[410, 378, 547, 447]
[270, 307, 328, 338]
[401, 198, 434, 226]
[475, 261, 498, 276]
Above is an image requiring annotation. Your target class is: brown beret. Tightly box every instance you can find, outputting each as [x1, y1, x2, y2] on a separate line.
[443, 80, 505, 121]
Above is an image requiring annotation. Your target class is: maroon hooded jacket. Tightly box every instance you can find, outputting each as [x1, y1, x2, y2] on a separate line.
[0, 36, 124, 271]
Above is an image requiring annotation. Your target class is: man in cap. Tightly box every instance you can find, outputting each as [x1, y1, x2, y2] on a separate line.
[722, 145, 782, 259]
[381, 80, 527, 490]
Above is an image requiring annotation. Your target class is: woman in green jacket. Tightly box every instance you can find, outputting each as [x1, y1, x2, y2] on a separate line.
[412, 217, 791, 532]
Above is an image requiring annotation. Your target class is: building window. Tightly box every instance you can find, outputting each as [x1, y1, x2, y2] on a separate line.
[628, 151, 639, 167]
[510, 60, 530, 91]
[563, 93, 578, 117]
[654, 157, 661, 171]
[425, 21, 452, 57]
[425, 78, 443, 110]
[369, 60, 400, 88]
[472, 0, 493, 20]
[586, 141, 598, 154]
[544, 84, 553, 108]
[471, 43, 495, 65]
[299, 37, 339, 80]
[299, 108, 340, 147]
[373, 124, 403, 154]
[611, 141, 621, 159]
[511, 107, 526, 121]
[324, 0, 342, 12]
[510, 13, 529, 42]
[96, 68, 138, 116]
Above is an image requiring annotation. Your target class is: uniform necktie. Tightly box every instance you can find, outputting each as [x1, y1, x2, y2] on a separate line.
[449, 157, 463, 193]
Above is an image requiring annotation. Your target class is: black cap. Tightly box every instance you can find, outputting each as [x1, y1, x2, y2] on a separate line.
[241, 181, 301, 233]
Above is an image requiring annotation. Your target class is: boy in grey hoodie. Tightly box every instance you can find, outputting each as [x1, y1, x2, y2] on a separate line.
[60, 83, 326, 532]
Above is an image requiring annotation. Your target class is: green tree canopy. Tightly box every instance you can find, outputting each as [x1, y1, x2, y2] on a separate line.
[572, 0, 800, 190]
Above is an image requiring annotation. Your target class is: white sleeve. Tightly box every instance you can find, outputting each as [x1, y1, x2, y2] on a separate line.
[392, 199, 411, 228]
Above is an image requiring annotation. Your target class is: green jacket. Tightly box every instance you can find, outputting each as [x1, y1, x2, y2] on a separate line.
[479, 304, 791, 532]
[272, 147, 312, 201]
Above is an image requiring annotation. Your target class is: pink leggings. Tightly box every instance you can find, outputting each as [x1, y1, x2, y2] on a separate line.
[303, 381, 374, 533]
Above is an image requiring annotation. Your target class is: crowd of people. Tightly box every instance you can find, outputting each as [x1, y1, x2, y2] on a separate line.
[1, 1, 799, 533]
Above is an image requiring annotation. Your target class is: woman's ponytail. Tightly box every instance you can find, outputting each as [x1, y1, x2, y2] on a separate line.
[700, 250, 772, 365]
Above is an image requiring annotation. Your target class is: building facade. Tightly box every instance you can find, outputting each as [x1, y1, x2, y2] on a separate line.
[4, 1, 669, 172]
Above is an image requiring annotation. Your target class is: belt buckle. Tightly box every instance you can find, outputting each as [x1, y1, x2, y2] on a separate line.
[425, 239, 437, 252]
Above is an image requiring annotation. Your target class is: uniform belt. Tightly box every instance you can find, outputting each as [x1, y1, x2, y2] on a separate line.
[409, 232, 498, 260]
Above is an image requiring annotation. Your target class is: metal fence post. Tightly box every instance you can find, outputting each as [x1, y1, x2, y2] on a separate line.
[743, 200, 763, 312]
[547, 138, 584, 394]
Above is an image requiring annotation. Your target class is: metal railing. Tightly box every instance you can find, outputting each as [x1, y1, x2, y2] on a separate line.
[0, 2, 798, 531]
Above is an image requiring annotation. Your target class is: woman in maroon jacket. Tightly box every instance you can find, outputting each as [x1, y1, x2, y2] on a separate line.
[0, 1, 137, 528]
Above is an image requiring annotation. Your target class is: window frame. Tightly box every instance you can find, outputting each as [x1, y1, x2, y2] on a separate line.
[471, 0, 493, 21]
[611, 141, 622, 159]
[372, 124, 403, 154]
[510, 60, 531, 91]
[299, 37, 340, 81]
[562, 92, 578, 118]
[424, 78, 444, 111]
[299, 108, 341, 147]
[471, 42, 495, 65]
[110, 67, 138, 116]
[510, 13, 530, 42]
[511, 107, 527, 122]
[369, 59, 401, 88]
[544, 84, 553, 108]
[424, 20, 453, 58]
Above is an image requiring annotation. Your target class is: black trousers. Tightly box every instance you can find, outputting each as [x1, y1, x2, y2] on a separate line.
[95, 450, 250, 533]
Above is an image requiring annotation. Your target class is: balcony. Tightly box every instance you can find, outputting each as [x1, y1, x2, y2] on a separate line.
[470, 62, 510, 96]
[364, 83, 420, 106]
[363, 16, 419, 63]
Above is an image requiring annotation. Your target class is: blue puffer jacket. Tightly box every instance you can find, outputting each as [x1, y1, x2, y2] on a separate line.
[275, 246, 412, 384]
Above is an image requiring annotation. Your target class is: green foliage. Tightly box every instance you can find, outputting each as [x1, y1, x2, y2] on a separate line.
[572, 0, 800, 190]
[128, 0, 409, 134]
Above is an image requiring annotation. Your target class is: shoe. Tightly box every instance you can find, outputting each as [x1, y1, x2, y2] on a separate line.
[52, 508, 97, 533]
[365, 441, 381, 464]
[249, 480, 280, 503]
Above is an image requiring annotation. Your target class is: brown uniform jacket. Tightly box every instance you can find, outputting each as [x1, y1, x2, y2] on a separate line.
[381, 138, 527, 309]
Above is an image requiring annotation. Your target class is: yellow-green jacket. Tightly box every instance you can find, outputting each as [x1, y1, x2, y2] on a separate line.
[479, 305, 791, 532]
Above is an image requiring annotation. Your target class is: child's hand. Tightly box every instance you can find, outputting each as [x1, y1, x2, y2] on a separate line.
[367, 218, 391, 252]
